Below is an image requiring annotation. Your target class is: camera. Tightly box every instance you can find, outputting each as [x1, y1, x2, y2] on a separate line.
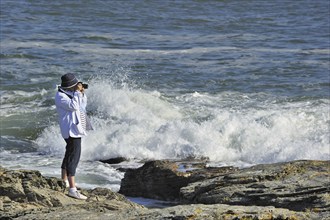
[82, 83, 88, 89]
[79, 82, 89, 89]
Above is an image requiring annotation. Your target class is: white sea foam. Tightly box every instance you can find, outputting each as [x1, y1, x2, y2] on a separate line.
[34, 77, 330, 167]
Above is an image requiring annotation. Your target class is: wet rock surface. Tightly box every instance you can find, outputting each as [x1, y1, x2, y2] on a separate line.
[1, 160, 329, 220]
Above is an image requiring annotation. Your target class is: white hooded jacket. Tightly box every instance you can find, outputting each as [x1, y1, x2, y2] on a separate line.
[55, 88, 87, 139]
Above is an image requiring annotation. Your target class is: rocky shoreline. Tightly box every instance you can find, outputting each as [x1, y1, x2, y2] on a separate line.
[1, 160, 329, 219]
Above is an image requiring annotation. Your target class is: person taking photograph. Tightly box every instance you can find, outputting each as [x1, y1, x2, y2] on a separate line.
[55, 73, 88, 200]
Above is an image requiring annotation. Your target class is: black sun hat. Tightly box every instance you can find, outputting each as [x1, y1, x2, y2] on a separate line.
[61, 73, 79, 89]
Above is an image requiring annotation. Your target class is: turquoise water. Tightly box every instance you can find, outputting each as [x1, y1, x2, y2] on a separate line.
[0, 0, 329, 190]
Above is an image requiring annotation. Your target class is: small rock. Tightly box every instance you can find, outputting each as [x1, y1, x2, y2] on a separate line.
[99, 157, 128, 164]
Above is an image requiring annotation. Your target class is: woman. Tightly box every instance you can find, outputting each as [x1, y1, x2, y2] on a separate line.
[55, 73, 88, 200]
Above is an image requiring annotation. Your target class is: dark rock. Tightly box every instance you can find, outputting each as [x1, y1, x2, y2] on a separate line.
[188, 166, 238, 182]
[180, 160, 330, 212]
[119, 160, 191, 200]
[119, 159, 238, 201]
[1, 163, 328, 220]
[99, 157, 128, 164]
[119, 159, 329, 214]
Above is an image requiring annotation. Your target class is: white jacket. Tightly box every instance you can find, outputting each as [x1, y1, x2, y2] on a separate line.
[55, 89, 87, 139]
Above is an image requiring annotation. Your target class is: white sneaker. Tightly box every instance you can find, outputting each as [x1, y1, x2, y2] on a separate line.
[68, 190, 87, 200]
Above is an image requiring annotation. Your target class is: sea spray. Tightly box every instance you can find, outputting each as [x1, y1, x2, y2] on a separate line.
[35, 75, 330, 166]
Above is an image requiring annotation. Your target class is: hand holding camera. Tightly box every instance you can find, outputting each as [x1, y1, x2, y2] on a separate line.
[76, 82, 88, 93]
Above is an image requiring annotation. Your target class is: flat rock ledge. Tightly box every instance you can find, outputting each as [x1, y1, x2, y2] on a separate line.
[120, 160, 330, 218]
[181, 160, 330, 211]
[0, 160, 329, 220]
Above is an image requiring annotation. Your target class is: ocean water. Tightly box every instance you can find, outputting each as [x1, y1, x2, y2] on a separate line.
[0, 0, 329, 191]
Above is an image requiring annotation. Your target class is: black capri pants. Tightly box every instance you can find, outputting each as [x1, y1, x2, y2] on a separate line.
[61, 137, 81, 176]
